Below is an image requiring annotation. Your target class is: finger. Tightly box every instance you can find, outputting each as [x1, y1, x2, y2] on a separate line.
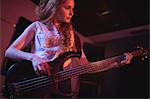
[36, 64, 45, 75]
[35, 67, 41, 75]
[40, 64, 47, 74]
[44, 63, 51, 77]
[121, 53, 128, 64]
[128, 53, 133, 60]
[37, 65, 42, 71]
[33, 66, 41, 75]
[122, 53, 132, 64]
[121, 60, 126, 64]
[33, 66, 37, 72]
[39, 69, 45, 74]
[121, 59, 130, 64]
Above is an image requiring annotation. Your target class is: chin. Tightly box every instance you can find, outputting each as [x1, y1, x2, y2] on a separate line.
[64, 21, 70, 23]
[64, 19, 71, 23]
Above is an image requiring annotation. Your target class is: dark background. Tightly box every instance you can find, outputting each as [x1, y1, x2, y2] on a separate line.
[31, 0, 149, 36]
[72, 0, 149, 36]
[2, 0, 149, 98]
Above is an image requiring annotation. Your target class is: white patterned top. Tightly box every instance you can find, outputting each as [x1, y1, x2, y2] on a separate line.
[31, 21, 77, 63]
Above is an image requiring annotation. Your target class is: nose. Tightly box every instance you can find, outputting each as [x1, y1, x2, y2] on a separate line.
[69, 9, 74, 16]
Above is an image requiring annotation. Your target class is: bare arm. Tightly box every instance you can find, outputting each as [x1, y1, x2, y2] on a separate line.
[5, 22, 51, 75]
[5, 22, 36, 61]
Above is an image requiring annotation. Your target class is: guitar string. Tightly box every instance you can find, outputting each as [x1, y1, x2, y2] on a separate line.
[56, 55, 124, 77]
[15, 76, 49, 88]
[11, 55, 123, 94]
[8, 50, 141, 95]
[13, 55, 124, 94]
[55, 49, 139, 77]
[8, 76, 49, 95]
[15, 65, 93, 94]
[14, 63, 90, 93]
[14, 75, 47, 85]
[19, 79, 51, 92]
[8, 76, 47, 93]
[14, 62, 87, 88]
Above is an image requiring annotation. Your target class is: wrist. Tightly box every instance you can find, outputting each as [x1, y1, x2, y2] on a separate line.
[27, 53, 33, 61]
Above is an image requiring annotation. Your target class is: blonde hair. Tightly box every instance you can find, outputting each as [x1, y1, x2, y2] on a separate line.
[36, 0, 76, 50]
[36, 0, 67, 21]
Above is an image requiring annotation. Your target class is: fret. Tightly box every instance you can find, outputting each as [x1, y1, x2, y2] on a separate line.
[3, 47, 146, 97]
[55, 55, 124, 82]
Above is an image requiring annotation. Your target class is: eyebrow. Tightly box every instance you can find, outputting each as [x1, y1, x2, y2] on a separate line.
[64, 5, 74, 9]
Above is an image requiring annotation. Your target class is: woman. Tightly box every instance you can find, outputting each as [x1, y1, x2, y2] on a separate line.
[5, 0, 132, 98]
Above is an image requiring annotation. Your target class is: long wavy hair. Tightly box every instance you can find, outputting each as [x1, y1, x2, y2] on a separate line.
[36, 0, 75, 50]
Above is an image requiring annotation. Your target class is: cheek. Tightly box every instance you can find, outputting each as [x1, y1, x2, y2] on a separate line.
[55, 11, 65, 21]
[59, 11, 66, 19]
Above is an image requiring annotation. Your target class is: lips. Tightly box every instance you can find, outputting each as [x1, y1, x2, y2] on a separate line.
[67, 17, 71, 20]
[64, 17, 71, 22]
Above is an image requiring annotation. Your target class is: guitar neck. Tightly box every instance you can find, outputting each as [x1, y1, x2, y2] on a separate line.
[54, 55, 124, 82]
[56, 48, 142, 81]
[4, 48, 144, 97]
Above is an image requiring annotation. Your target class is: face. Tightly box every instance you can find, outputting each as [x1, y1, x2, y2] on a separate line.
[53, 0, 75, 23]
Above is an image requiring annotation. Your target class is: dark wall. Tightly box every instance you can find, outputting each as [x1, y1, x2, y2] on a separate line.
[1, 17, 32, 75]
[79, 32, 149, 98]
[73, 0, 149, 36]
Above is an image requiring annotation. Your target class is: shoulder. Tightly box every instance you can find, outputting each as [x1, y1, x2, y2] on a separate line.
[31, 21, 41, 28]
[24, 21, 37, 31]
[32, 21, 50, 31]
[33, 20, 42, 26]
[26, 21, 42, 31]
[20, 21, 41, 35]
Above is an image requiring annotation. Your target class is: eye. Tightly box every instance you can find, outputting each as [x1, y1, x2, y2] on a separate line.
[64, 6, 70, 10]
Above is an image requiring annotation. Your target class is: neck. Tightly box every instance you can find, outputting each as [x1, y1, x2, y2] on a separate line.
[42, 19, 61, 30]
[52, 19, 62, 29]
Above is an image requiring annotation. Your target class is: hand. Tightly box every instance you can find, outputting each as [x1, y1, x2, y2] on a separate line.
[121, 52, 133, 64]
[31, 54, 51, 76]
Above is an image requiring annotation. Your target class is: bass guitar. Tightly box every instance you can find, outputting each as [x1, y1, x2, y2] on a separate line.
[1, 47, 147, 98]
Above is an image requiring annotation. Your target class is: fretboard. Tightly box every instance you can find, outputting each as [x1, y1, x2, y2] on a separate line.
[11, 48, 143, 94]
[54, 55, 124, 82]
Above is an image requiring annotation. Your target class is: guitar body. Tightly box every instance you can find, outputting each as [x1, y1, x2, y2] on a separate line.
[3, 61, 46, 98]
[2, 51, 81, 98]
[2, 47, 145, 98]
